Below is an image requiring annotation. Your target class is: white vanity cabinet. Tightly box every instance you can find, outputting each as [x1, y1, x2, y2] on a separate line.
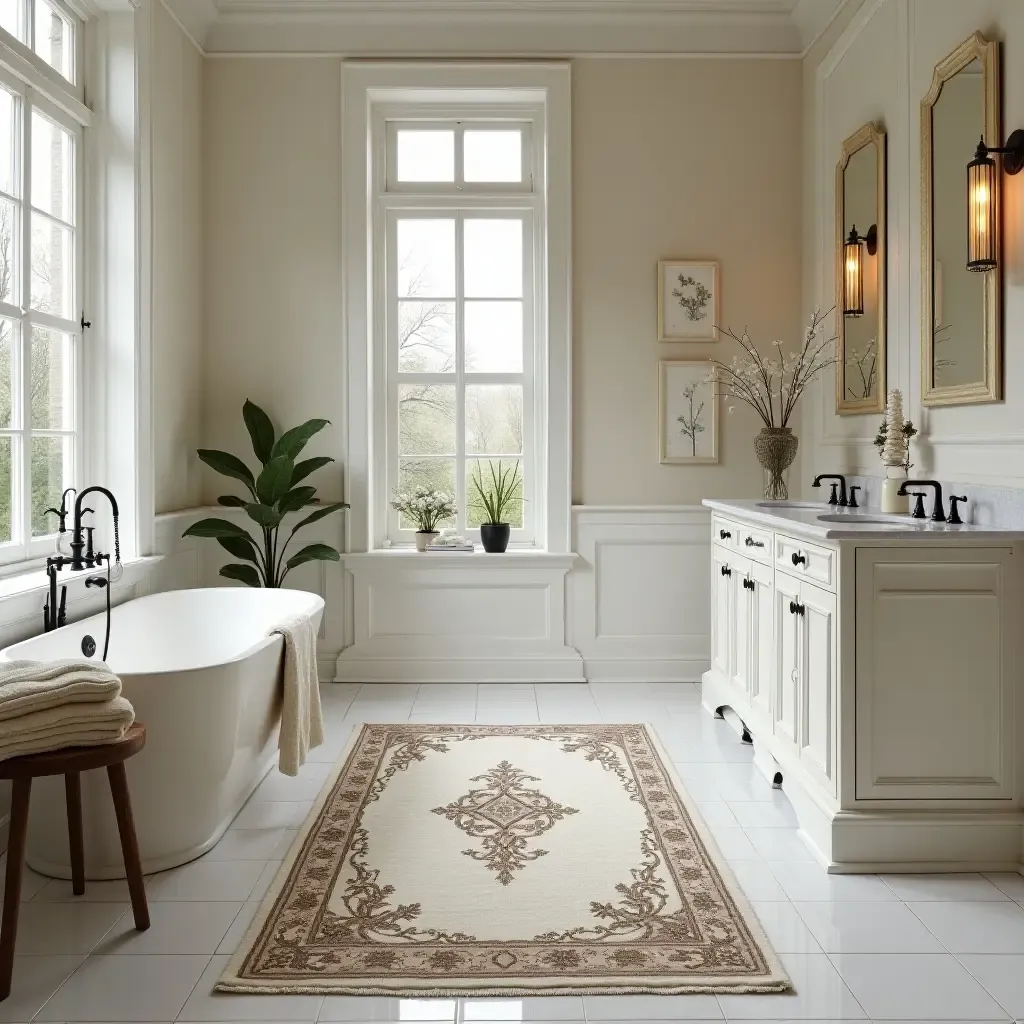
[702, 499, 1024, 874]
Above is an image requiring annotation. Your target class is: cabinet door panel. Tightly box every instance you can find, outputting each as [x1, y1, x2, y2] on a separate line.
[732, 556, 754, 702]
[749, 560, 774, 724]
[855, 549, 1015, 800]
[710, 547, 733, 679]
[773, 570, 801, 752]
[800, 580, 836, 794]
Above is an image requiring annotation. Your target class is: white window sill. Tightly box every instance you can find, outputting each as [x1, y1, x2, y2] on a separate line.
[342, 549, 577, 569]
[0, 555, 163, 602]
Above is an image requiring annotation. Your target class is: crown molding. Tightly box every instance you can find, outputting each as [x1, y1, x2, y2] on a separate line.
[792, 0, 852, 55]
[163, 0, 808, 55]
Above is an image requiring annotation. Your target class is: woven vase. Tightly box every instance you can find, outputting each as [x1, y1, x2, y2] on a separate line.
[753, 427, 799, 500]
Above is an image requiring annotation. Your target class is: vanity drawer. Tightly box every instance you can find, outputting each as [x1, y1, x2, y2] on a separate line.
[776, 533, 835, 590]
[713, 516, 741, 547]
[738, 524, 773, 564]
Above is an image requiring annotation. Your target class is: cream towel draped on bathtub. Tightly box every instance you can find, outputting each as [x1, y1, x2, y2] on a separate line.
[270, 613, 323, 776]
[0, 659, 134, 760]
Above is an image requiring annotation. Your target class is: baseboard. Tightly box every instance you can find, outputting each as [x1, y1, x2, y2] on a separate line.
[582, 657, 709, 683]
[334, 653, 586, 684]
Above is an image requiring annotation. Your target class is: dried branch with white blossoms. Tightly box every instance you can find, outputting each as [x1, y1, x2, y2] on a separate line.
[390, 486, 456, 533]
[711, 308, 837, 430]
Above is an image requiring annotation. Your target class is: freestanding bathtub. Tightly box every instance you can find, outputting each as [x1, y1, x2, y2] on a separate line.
[0, 587, 325, 879]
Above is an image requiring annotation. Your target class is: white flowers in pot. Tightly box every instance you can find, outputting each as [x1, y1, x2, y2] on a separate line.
[390, 486, 457, 551]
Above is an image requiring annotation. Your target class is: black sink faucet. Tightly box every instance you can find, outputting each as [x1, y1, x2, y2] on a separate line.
[812, 474, 848, 507]
[898, 479, 945, 522]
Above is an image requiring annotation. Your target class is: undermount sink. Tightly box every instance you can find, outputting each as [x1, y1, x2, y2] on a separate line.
[755, 501, 823, 509]
[816, 514, 907, 526]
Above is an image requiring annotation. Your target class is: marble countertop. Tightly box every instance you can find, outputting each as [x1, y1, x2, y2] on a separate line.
[703, 498, 1024, 542]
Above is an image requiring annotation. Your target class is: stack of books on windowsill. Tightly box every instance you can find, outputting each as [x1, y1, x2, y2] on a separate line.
[426, 536, 476, 552]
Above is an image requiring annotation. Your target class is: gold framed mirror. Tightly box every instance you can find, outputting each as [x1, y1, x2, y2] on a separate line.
[921, 31, 1002, 406]
[836, 122, 886, 414]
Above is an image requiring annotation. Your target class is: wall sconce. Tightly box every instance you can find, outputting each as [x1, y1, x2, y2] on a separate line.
[967, 131, 1024, 272]
[843, 223, 876, 317]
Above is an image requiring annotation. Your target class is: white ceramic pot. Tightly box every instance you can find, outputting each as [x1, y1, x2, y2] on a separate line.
[415, 531, 439, 551]
[881, 467, 909, 514]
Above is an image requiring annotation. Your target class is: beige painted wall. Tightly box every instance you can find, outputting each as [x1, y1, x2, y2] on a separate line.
[199, 57, 802, 510]
[152, 1, 203, 513]
[801, 0, 1024, 490]
[202, 58, 345, 503]
[572, 58, 802, 505]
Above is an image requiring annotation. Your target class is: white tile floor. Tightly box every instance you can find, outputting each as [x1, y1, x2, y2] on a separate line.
[3, 681, 1024, 1021]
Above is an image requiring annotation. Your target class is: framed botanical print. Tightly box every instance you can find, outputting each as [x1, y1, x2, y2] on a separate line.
[659, 359, 718, 464]
[658, 259, 719, 342]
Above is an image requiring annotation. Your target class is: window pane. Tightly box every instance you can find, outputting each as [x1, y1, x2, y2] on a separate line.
[397, 459, 455, 530]
[0, 0, 20, 40]
[466, 458, 524, 529]
[0, 88, 17, 197]
[0, 436, 11, 543]
[0, 199, 16, 305]
[395, 130, 454, 183]
[397, 219, 455, 298]
[31, 112, 74, 222]
[464, 131, 522, 183]
[0, 318, 13, 429]
[465, 301, 523, 373]
[31, 325, 71, 429]
[466, 384, 523, 455]
[464, 219, 522, 298]
[35, 1, 73, 82]
[399, 383, 455, 455]
[31, 214, 73, 318]
[398, 300, 454, 373]
[31, 434, 70, 536]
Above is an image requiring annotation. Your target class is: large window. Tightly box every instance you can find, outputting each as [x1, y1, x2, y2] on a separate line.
[382, 121, 537, 544]
[0, 0, 77, 84]
[0, 53, 81, 563]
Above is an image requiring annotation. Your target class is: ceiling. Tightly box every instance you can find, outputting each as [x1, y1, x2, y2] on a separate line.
[162, 0, 846, 55]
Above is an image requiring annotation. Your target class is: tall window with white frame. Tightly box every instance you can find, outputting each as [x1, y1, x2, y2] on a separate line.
[0, 0, 82, 565]
[382, 120, 538, 546]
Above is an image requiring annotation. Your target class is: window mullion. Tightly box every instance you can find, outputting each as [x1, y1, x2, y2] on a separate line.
[18, 88, 30, 553]
[454, 209, 466, 537]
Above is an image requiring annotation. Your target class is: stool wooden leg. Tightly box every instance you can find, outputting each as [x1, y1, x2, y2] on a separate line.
[65, 772, 85, 896]
[0, 778, 32, 1001]
[106, 763, 149, 931]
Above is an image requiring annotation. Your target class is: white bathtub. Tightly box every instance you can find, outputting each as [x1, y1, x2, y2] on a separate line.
[0, 587, 325, 879]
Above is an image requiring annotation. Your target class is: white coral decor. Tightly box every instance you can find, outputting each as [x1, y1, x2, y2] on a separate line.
[882, 389, 907, 468]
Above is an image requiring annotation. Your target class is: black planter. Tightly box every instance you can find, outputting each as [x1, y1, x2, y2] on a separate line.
[480, 523, 511, 553]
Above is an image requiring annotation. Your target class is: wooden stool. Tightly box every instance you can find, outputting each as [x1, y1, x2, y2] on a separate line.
[0, 723, 150, 1001]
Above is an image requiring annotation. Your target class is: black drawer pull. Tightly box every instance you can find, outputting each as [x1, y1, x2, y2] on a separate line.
[745, 537, 765, 548]
[791, 551, 807, 567]
[719, 529, 732, 540]
[743, 578, 754, 591]
[789, 599, 805, 616]
[721, 565, 732, 577]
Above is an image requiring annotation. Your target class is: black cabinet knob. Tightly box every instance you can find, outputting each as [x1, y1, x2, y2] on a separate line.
[745, 537, 765, 548]
[721, 565, 732, 577]
[789, 599, 805, 616]
[791, 551, 807, 566]
[719, 529, 732, 540]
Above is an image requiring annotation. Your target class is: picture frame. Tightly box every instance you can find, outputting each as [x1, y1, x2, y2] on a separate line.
[659, 359, 718, 464]
[658, 259, 720, 342]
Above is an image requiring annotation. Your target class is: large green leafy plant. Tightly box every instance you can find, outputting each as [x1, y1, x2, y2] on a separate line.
[182, 400, 348, 588]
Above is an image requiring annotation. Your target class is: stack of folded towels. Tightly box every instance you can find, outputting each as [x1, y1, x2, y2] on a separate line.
[0, 660, 135, 760]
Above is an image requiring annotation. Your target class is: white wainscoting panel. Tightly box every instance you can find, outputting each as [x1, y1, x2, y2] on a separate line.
[570, 506, 711, 681]
[336, 552, 583, 683]
[152, 508, 345, 679]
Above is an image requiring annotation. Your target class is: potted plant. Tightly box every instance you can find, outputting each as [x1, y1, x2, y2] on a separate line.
[390, 486, 457, 550]
[182, 400, 348, 587]
[469, 461, 522, 553]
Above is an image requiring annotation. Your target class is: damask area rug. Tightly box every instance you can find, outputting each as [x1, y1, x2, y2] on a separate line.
[219, 724, 789, 996]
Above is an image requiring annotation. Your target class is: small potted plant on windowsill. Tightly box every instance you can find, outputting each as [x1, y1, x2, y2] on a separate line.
[390, 486, 457, 551]
[469, 461, 523, 554]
